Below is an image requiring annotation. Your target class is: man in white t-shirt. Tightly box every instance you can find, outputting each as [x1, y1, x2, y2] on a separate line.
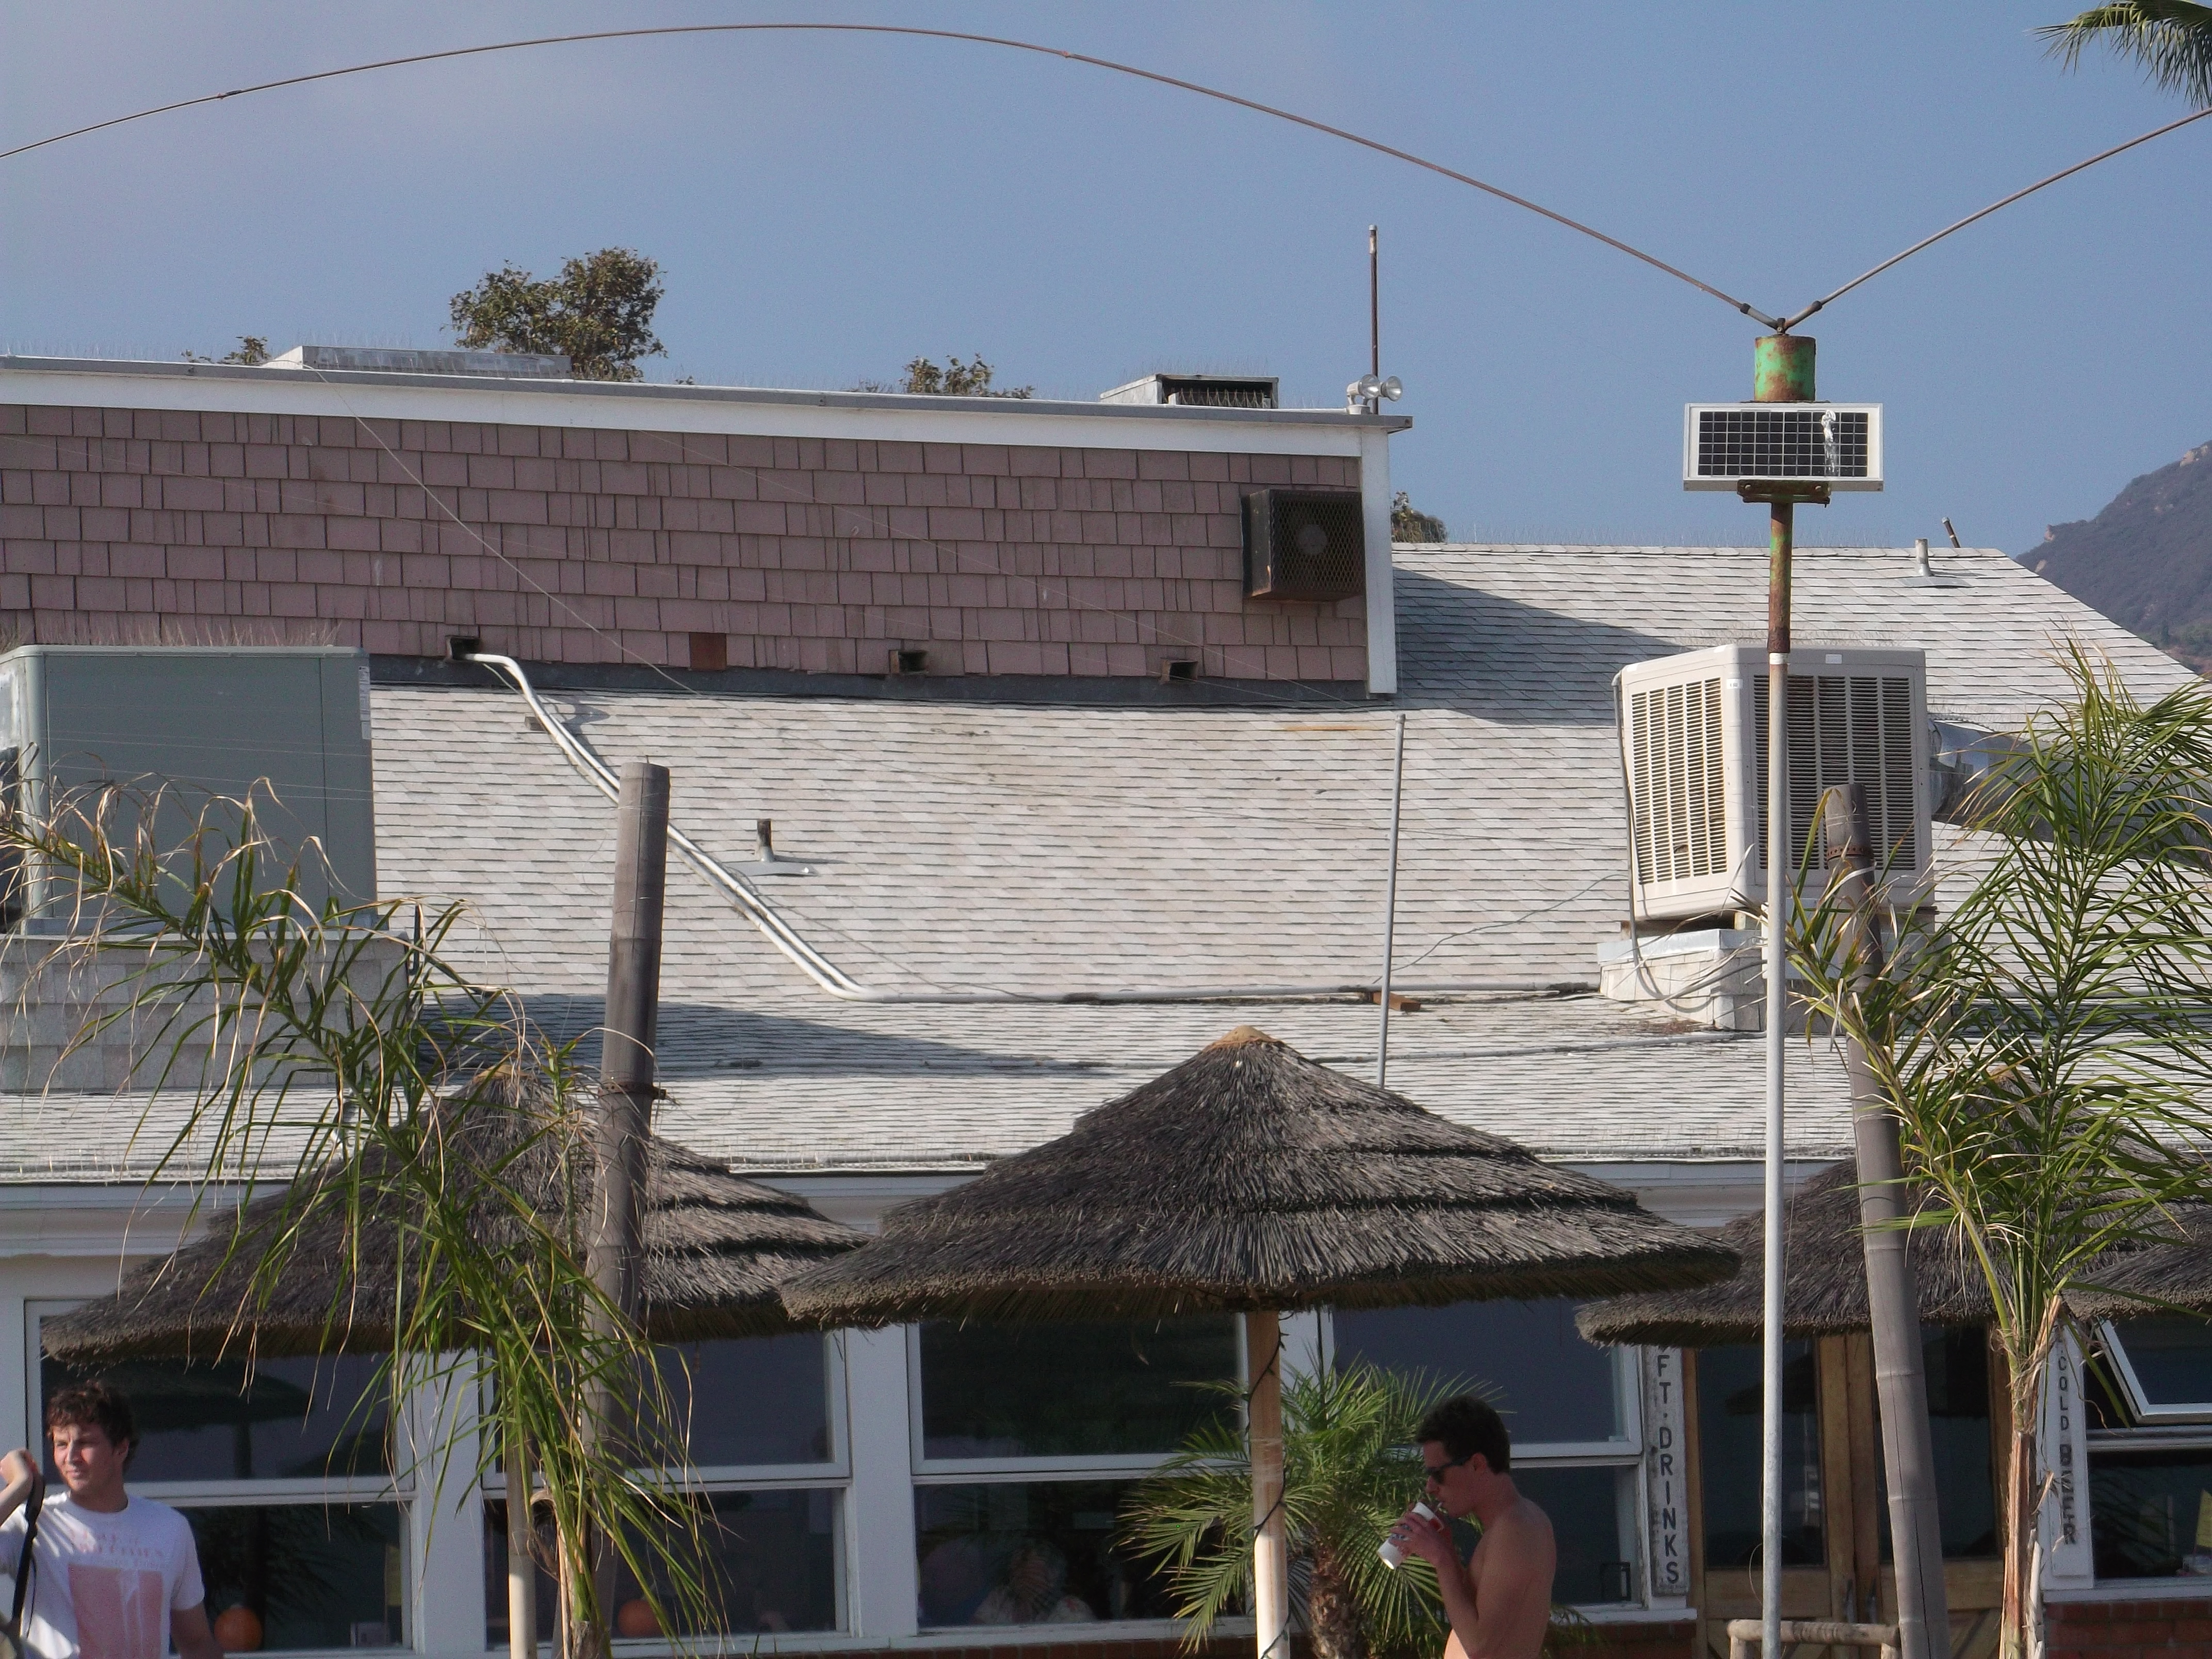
[1, 1381, 223, 1659]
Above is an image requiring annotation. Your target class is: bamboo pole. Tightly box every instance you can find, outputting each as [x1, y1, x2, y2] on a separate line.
[1823, 783, 1951, 1658]
[1247, 1309, 1289, 1659]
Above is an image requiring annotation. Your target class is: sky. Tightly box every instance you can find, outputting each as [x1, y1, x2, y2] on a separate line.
[2, 2, 2206, 558]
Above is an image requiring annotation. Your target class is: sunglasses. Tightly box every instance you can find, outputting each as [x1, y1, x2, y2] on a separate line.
[1422, 1451, 1475, 1485]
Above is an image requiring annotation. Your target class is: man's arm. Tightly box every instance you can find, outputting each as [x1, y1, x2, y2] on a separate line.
[1388, 1507, 1484, 1659]
[0, 1449, 37, 1526]
[173, 1602, 225, 1659]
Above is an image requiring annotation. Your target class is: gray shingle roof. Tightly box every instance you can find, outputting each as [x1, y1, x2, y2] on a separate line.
[7, 545, 2189, 1180]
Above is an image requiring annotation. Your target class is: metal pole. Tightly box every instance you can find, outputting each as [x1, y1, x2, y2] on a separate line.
[1368, 225, 1380, 414]
[1376, 711, 1407, 1088]
[1825, 785, 1952, 1658]
[1752, 329, 1814, 1659]
[579, 760, 670, 1659]
[506, 1435, 538, 1659]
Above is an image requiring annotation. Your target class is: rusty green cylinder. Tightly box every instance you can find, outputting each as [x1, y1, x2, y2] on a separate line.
[1753, 334, 1815, 403]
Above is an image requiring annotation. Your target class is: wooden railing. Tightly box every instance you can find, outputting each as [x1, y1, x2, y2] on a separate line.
[1725, 1618, 1900, 1659]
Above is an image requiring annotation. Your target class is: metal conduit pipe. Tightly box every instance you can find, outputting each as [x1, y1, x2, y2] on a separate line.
[465, 654, 1584, 1006]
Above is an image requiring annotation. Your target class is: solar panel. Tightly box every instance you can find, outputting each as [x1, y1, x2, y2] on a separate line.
[1682, 403, 1883, 491]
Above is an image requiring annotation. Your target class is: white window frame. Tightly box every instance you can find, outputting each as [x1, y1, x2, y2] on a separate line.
[903, 1314, 1248, 1636]
[2098, 1319, 2212, 1426]
[475, 1329, 856, 1643]
[25, 1299, 413, 1652]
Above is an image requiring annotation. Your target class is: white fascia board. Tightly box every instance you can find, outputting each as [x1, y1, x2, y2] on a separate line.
[0, 1182, 214, 1257]
[0, 358, 1409, 460]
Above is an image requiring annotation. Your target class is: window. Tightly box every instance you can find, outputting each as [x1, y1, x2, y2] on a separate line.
[1332, 1300, 1642, 1605]
[910, 1316, 1238, 1629]
[1874, 1329, 1998, 1560]
[1697, 1342, 1824, 1569]
[483, 1331, 847, 1642]
[30, 1302, 404, 1653]
[2085, 1318, 2212, 1581]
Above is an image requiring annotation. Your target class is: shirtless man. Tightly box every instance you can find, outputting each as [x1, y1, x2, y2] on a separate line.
[1385, 1395, 1556, 1659]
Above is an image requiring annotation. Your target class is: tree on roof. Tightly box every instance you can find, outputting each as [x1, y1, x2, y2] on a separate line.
[2039, 0, 2212, 106]
[855, 354, 1032, 397]
[450, 248, 666, 381]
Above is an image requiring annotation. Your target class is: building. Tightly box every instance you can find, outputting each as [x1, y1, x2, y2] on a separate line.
[1, 353, 2205, 1659]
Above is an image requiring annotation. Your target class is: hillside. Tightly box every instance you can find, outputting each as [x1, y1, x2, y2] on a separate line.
[2028, 440, 2212, 673]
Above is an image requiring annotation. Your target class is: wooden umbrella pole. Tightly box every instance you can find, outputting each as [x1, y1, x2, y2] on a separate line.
[506, 1433, 537, 1659]
[1246, 1309, 1289, 1659]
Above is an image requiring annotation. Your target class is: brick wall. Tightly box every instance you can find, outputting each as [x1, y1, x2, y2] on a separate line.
[1564, 1619, 1696, 1659]
[0, 403, 1369, 680]
[2048, 1597, 2212, 1656]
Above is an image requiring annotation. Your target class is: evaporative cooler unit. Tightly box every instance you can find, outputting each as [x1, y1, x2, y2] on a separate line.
[0, 646, 378, 926]
[1618, 643, 1930, 923]
[1243, 489, 1366, 603]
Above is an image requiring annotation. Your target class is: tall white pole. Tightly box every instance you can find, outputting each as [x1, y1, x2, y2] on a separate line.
[1377, 712, 1407, 1089]
[1247, 1310, 1289, 1659]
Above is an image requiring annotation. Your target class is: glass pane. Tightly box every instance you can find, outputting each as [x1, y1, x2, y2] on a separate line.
[1875, 1329, 1998, 1559]
[918, 1318, 1238, 1460]
[1332, 1300, 1622, 1446]
[2088, 1447, 2212, 1579]
[1509, 1466, 1638, 1605]
[1697, 1343, 1824, 1568]
[914, 1481, 1178, 1627]
[186, 1503, 405, 1651]
[41, 1352, 389, 1481]
[484, 1490, 841, 1640]
[2111, 1319, 2212, 1413]
[650, 1335, 832, 1467]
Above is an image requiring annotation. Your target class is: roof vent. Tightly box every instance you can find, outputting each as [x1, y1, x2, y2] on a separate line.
[1099, 373, 1279, 410]
[267, 345, 573, 379]
[1244, 489, 1365, 603]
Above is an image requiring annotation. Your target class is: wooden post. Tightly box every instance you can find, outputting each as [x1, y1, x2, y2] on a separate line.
[577, 761, 670, 1659]
[1246, 1309, 1289, 1659]
[1823, 784, 1951, 1659]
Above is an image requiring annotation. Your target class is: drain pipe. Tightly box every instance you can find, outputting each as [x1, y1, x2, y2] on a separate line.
[464, 653, 1577, 1006]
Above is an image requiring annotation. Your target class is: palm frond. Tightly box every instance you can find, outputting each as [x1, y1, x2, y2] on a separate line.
[2038, 1, 2212, 106]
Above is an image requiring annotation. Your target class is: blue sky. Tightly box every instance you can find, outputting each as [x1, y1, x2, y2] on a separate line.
[3, 2, 2205, 557]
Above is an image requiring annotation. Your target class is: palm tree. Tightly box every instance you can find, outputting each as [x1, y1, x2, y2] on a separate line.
[2039, 1, 2212, 107]
[5, 785, 713, 1657]
[1794, 650, 2212, 1659]
[1124, 1362, 1477, 1659]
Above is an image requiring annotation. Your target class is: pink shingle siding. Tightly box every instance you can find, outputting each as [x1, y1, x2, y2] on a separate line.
[0, 403, 1367, 679]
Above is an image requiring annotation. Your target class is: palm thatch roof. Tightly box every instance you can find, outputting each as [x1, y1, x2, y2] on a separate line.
[43, 1103, 862, 1363]
[2066, 1205, 2212, 1324]
[1575, 1160, 1993, 1347]
[778, 1026, 1738, 1328]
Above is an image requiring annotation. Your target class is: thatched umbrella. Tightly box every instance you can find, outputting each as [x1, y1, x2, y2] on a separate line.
[779, 1026, 1738, 1656]
[1574, 1161, 1992, 1348]
[43, 1111, 863, 1363]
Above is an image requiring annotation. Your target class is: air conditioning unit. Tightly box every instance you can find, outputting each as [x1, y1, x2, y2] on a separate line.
[1682, 404, 1884, 491]
[1618, 644, 1930, 922]
[0, 646, 378, 925]
[1244, 489, 1365, 603]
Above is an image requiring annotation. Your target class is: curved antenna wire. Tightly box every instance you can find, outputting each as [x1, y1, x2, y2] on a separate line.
[1777, 102, 2212, 331]
[0, 21, 1785, 329]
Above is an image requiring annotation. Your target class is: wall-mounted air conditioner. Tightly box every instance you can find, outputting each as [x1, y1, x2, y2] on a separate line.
[1619, 643, 1929, 923]
[1244, 489, 1365, 603]
[1682, 404, 1884, 491]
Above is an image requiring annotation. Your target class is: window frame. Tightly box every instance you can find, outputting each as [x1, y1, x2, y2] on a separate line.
[25, 1299, 408, 1508]
[905, 1315, 1247, 1482]
[26, 1299, 413, 1654]
[2097, 1319, 2212, 1426]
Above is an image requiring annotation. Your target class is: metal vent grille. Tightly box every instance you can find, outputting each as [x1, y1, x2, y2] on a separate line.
[1753, 674, 1919, 872]
[1695, 409, 1871, 480]
[1159, 376, 1277, 409]
[1631, 678, 1727, 884]
[1244, 490, 1366, 602]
